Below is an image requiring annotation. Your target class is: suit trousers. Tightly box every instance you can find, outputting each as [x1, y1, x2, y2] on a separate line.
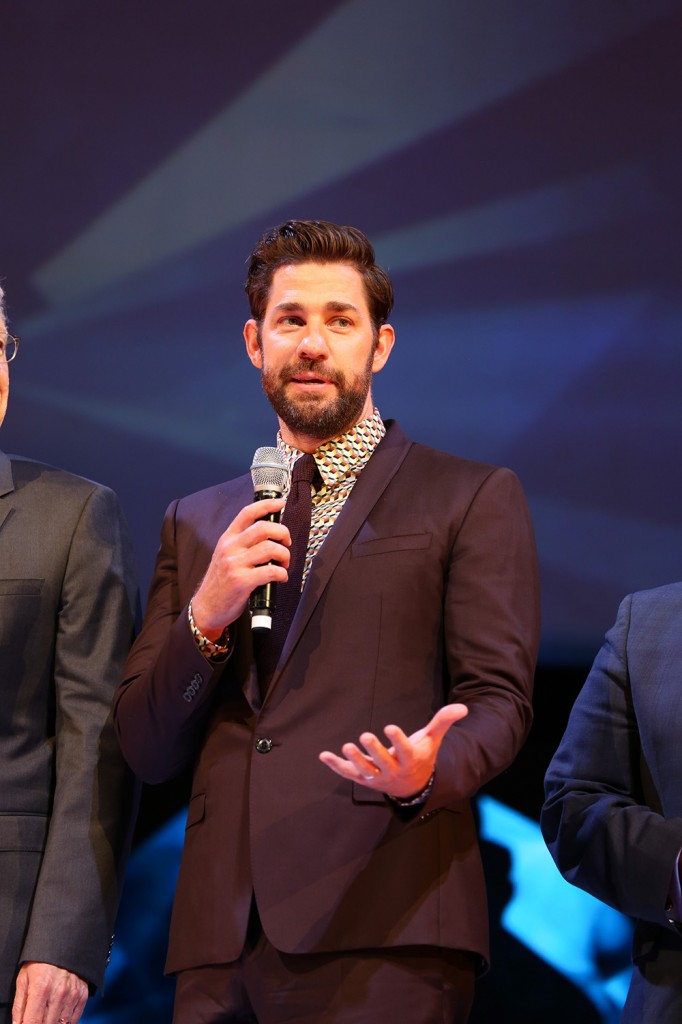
[173, 901, 476, 1024]
[622, 945, 682, 1023]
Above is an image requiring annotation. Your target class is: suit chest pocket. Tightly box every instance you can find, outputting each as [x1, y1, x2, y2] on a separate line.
[0, 579, 44, 597]
[351, 533, 432, 558]
[0, 579, 45, 648]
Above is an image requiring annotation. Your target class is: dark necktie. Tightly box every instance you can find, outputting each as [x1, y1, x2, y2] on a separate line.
[256, 453, 319, 692]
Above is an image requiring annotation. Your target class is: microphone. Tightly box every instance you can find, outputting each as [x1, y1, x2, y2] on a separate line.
[249, 446, 290, 632]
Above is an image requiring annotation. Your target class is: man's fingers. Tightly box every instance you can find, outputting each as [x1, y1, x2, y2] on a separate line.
[422, 703, 468, 743]
[358, 732, 393, 770]
[230, 497, 286, 534]
[398, 703, 468, 748]
[247, 538, 291, 571]
[224, 513, 290, 555]
[384, 703, 468, 755]
[319, 750, 356, 780]
[11, 975, 27, 1024]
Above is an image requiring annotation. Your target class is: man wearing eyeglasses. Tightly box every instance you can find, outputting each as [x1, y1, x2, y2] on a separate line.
[0, 288, 138, 1024]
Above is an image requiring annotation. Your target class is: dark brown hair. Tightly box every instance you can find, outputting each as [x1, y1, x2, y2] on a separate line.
[245, 220, 394, 330]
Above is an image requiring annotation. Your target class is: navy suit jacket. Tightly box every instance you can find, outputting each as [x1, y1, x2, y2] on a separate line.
[115, 421, 539, 974]
[542, 582, 682, 1022]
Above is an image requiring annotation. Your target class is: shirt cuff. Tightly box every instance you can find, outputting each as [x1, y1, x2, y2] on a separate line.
[188, 602, 230, 662]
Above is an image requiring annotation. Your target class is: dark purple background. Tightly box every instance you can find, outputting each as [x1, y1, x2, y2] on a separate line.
[3, 1, 682, 662]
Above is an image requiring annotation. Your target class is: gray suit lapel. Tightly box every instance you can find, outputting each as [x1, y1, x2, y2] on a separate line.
[0, 451, 16, 533]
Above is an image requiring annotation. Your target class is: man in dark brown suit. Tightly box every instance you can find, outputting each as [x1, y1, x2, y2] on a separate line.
[0, 288, 138, 1024]
[114, 220, 540, 1023]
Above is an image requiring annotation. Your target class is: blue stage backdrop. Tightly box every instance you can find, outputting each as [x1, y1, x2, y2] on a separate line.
[2, 3, 681, 1020]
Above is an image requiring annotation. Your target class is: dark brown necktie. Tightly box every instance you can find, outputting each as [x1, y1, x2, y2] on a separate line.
[255, 453, 319, 692]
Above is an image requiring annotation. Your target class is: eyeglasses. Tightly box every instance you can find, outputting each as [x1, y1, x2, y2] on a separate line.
[0, 335, 19, 363]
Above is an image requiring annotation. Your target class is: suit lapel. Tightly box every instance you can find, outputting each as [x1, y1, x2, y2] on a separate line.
[264, 421, 413, 698]
[0, 451, 16, 533]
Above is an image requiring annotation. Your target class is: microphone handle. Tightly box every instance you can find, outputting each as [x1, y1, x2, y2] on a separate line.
[249, 488, 284, 630]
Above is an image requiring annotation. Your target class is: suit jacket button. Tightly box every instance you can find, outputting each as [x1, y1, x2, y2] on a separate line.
[255, 737, 273, 754]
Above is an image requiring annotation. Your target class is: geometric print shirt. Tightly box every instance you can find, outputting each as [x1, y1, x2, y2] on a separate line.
[276, 408, 386, 588]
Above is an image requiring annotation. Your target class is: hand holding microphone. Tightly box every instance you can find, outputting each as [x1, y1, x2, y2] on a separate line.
[189, 448, 290, 639]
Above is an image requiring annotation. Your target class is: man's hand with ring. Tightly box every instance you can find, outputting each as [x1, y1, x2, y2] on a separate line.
[319, 703, 468, 797]
[12, 962, 88, 1024]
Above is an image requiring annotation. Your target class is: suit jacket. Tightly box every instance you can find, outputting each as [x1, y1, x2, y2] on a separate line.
[542, 583, 682, 1022]
[115, 420, 540, 974]
[0, 451, 138, 1002]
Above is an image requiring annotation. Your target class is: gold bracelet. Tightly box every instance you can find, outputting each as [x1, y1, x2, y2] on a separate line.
[187, 602, 230, 661]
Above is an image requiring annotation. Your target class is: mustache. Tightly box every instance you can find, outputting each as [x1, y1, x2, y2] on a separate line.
[280, 360, 344, 386]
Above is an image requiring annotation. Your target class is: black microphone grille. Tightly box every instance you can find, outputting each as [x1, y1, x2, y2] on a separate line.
[250, 446, 290, 493]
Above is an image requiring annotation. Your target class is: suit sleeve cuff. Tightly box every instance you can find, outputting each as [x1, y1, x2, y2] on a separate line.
[666, 849, 682, 927]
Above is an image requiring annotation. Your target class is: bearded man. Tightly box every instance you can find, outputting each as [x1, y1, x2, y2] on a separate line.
[114, 220, 540, 1024]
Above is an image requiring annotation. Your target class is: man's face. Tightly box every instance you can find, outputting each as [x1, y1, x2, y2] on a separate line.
[0, 324, 9, 429]
[244, 262, 394, 449]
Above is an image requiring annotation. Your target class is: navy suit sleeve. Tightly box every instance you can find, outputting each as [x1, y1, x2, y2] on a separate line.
[541, 594, 682, 928]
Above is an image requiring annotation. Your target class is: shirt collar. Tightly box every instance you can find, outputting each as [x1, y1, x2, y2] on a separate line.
[277, 409, 386, 486]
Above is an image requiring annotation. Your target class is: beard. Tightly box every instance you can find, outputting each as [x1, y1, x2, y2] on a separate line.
[261, 353, 374, 441]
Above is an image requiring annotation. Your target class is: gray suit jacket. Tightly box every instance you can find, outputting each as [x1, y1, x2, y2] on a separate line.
[0, 450, 138, 1002]
[542, 582, 682, 1023]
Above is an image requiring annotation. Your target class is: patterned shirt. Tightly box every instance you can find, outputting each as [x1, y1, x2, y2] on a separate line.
[277, 409, 386, 587]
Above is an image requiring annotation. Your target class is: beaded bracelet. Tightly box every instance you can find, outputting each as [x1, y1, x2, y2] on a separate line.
[392, 770, 436, 807]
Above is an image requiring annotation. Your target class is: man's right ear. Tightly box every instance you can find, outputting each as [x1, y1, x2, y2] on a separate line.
[244, 320, 263, 369]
